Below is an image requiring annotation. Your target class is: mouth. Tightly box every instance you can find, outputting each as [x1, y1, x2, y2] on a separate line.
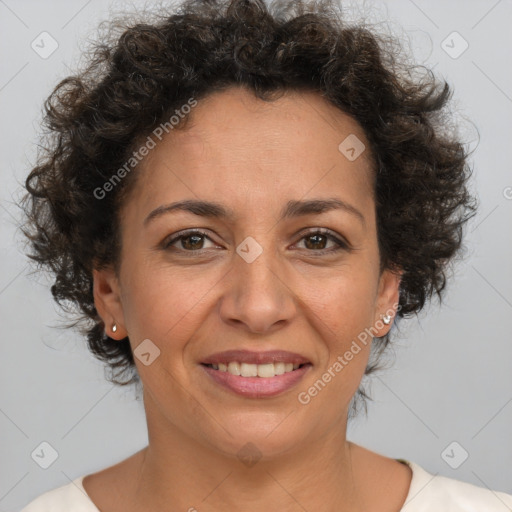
[200, 350, 312, 398]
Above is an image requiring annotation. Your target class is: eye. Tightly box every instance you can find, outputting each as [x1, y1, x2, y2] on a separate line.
[163, 228, 349, 255]
[163, 230, 218, 252]
[294, 228, 349, 254]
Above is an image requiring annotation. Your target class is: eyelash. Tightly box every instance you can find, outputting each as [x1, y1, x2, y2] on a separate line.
[163, 228, 349, 255]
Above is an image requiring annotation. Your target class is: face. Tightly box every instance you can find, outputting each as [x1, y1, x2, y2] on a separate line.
[93, 86, 400, 460]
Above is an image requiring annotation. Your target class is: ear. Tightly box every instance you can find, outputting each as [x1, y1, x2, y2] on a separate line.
[372, 268, 402, 337]
[92, 266, 127, 339]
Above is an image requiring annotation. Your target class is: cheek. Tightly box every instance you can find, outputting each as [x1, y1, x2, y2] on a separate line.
[120, 263, 222, 351]
[302, 290, 374, 412]
[305, 268, 377, 383]
[309, 268, 378, 339]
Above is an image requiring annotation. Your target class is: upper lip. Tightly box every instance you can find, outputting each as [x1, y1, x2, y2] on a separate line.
[202, 350, 311, 366]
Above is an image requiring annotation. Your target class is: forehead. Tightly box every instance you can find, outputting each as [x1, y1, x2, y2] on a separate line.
[128, 86, 375, 223]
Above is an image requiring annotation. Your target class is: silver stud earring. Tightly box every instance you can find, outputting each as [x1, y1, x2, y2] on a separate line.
[382, 314, 392, 325]
[112, 323, 117, 333]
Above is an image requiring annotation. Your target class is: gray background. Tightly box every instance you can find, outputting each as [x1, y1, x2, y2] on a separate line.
[1, 0, 511, 510]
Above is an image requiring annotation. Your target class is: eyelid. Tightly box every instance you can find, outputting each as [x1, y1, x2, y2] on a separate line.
[163, 228, 219, 249]
[292, 227, 351, 253]
[162, 227, 351, 253]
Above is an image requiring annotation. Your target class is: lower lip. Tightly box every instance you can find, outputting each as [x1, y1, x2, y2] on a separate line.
[201, 364, 312, 398]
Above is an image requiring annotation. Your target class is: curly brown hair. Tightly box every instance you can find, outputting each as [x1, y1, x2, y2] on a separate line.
[20, 0, 477, 415]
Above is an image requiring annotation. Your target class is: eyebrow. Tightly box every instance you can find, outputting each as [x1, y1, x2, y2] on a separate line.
[143, 197, 365, 227]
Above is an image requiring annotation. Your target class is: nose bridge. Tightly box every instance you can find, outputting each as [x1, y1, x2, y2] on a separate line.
[235, 233, 282, 296]
[220, 233, 296, 332]
[241, 235, 279, 286]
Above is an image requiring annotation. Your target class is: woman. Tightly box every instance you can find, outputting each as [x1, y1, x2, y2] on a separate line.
[19, 0, 512, 510]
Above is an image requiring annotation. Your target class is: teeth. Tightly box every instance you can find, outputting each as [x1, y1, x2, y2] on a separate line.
[209, 361, 304, 377]
[228, 361, 241, 376]
[257, 363, 274, 378]
[274, 362, 285, 375]
[241, 363, 258, 377]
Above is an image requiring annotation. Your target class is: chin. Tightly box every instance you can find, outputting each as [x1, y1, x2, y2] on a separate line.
[203, 412, 307, 462]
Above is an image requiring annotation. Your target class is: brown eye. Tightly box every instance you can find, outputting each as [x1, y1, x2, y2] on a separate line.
[164, 230, 216, 251]
[179, 234, 206, 250]
[295, 229, 348, 253]
[163, 228, 348, 255]
[303, 233, 329, 250]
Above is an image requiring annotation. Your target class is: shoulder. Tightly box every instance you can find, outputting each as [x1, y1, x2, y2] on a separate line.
[401, 460, 512, 511]
[20, 476, 99, 512]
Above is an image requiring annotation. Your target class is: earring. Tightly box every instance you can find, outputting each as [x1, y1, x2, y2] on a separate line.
[112, 323, 117, 333]
[382, 314, 392, 325]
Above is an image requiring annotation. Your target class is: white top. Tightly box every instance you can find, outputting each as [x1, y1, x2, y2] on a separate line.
[20, 459, 512, 511]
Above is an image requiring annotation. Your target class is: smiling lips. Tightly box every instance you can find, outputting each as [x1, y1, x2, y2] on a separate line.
[201, 350, 312, 397]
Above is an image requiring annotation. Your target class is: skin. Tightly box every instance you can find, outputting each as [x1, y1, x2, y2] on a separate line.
[89, 86, 411, 511]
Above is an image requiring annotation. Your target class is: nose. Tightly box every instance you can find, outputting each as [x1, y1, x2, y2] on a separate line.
[218, 239, 297, 334]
